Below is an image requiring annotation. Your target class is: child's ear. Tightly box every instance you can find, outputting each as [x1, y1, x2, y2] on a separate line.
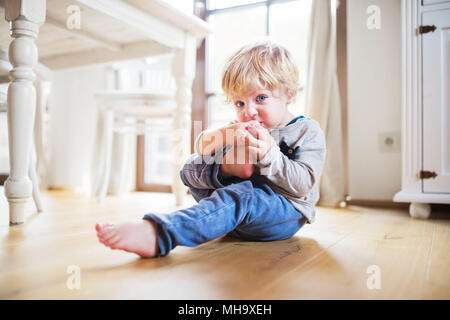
[285, 89, 295, 104]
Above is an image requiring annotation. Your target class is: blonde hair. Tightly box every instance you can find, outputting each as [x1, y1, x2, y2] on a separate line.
[221, 41, 300, 102]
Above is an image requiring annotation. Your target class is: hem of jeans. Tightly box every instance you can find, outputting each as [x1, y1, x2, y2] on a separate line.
[142, 214, 169, 257]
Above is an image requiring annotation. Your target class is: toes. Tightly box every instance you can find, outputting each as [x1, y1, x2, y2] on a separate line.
[95, 222, 106, 232]
[107, 235, 121, 249]
[101, 230, 118, 243]
[96, 222, 122, 250]
[96, 232, 110, 246]
[96, 223, 116, 237]
[96, 224, 118, 246]
[95, 222, 114, 232]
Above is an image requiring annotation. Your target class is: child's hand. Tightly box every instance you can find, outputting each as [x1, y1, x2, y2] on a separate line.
[245, 122, 275, 160]
[224, 121, 260, 147]
[198, 121, 258, 155]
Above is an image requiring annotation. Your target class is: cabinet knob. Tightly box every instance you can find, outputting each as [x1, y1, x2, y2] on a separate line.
[419, 170, 437, 179]
[418, 25, 437, 34]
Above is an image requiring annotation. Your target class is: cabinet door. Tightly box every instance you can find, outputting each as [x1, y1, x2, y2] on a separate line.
[423, 0, 450, 5]
[422, 9, 450, 193]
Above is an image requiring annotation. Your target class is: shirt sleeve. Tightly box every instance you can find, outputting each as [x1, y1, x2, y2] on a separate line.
[256, 122, 326, 198]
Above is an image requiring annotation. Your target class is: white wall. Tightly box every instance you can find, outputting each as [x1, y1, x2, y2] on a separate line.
[48, 64, 109, 193]
[347, 0, 402, 201]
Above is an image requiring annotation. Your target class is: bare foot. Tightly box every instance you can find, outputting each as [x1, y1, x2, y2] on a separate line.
[95, 220, 159, 258]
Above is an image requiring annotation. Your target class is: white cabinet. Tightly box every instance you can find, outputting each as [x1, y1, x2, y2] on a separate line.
[422, 8, 450, 194]
[394, 0, 450, 218]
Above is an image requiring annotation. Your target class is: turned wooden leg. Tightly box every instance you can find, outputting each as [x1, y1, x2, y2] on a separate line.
[34, 80, 51, 188]
[173, 77, 193, 206]
[29, 142, 44, 212]
[409, 203, 431, 219]
[109, 129, 129, 195]
[98, 109, 115, 203]
[172, 37, 196, 206]
[4, 0, 46, 225]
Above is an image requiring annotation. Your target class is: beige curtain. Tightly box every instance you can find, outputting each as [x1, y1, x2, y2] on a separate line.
[304, 0, 345, 207]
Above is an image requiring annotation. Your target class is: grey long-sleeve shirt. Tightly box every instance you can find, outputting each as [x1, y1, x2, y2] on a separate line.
[180, 116, 327, 223]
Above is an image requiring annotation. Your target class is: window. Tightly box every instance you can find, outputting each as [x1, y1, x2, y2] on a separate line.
[204, 0, 312, 128]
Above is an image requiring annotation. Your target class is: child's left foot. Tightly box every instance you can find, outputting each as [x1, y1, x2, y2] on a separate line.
[95, 220, 159, 258]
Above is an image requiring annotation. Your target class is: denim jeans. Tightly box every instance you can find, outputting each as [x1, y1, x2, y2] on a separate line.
[143, 179, 307, 256]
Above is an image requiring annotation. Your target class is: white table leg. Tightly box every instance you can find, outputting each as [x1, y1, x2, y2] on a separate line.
[34, 80, 51, 188]
[4, 0, 46, 225]
[109, 129, 131, 195]
[172, 36, 196, 206]
[98, 109, 115, 203]
[29, 142, 44, 212]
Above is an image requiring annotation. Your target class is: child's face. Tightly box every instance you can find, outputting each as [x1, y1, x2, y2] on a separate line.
[232, 88, 293, 129]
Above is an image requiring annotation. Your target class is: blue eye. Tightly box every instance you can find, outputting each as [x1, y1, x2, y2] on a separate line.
[236, 101, 245, 107]
[256, 95, 267, 102]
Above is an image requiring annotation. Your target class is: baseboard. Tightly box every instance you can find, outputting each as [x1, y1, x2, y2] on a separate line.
[347, 199, 409, 209]
[46, 186, 88, 196]
[431, 203, 450, 212]
[347, 199, 450, 213]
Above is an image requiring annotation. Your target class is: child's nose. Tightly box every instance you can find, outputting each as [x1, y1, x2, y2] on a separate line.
[244, 104, 258, 119]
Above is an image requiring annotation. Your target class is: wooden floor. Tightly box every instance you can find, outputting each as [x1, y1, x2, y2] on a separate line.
[0, 188, 449, 300]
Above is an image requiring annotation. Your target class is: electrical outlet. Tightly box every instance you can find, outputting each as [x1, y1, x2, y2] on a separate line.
[378, 131, 400, 152]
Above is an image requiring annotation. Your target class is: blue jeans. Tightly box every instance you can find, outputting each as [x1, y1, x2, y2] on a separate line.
[143, 180, 307, 256]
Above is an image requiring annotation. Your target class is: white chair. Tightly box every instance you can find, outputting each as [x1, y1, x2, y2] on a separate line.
[0, 48, 52, 215]
[94, 56, 178, 203]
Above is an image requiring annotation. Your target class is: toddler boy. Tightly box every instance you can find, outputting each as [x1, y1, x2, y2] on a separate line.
[95, 41, 326, 258]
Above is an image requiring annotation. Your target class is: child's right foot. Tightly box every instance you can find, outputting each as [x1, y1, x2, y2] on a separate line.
[95, 220, 159, 258]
